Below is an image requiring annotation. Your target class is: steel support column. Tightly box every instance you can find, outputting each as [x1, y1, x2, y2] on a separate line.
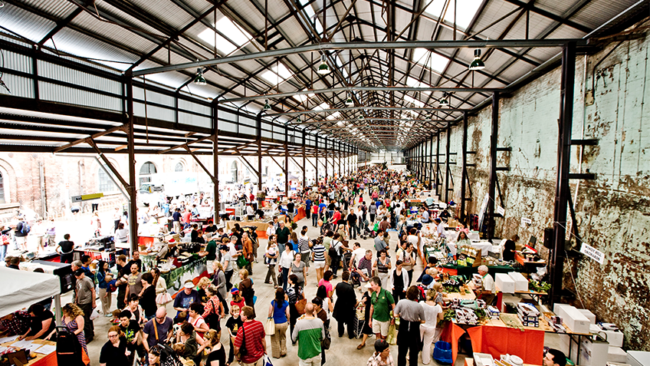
[214, 105, 220, 224]
[435, 134, 440, 198]
[257, 114, 263, 194]
[302, 131, 306, 189]
[550, 42, 576, 305]
[315, 135, 319, 185]
[460, 112, 468, 223]
[429, 137, 434, 190]
[126, 76, 138, 253]
[487, 92, 500, 241]
[324, 138, 329, 183]
[285, 128, 289, 195]
[445, 128, 451, 203]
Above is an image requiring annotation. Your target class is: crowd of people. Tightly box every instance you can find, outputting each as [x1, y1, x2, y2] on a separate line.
[0, 165, 567, 366]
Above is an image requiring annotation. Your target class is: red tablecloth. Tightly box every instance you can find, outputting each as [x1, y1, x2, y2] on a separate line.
[439, 321, 466, 363]
[32, 352, 57, 366]
[466, 326, 545, 364]
[293, 207, 306, 222]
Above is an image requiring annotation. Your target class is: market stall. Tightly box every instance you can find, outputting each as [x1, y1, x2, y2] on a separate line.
[225, 220, 270, 238]
[0, 267, 62, 366]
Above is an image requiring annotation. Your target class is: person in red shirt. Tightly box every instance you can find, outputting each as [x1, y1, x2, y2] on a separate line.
[182, 209, 192, 229]
[329, 208, 342, 232]
[234, 306, 266, 366]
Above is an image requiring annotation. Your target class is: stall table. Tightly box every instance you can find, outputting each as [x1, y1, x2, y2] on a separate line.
[447, 242, 494, 257]
[0, 339, 57, 366]
[465, 357, 538, 366]
[225, 220, 270, 239]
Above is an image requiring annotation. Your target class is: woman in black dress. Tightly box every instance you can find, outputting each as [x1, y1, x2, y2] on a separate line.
[356, 289, 374, 350]
[204, 329, 226, 366]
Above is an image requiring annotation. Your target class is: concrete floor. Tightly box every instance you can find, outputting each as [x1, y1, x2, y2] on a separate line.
[82, 195, 562, 366]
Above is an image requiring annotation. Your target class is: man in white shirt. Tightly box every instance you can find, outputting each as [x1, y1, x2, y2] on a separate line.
[435, 218, 446, 238]
[476, 265, 496, 305]
[349, 242, 367, 268]
[420, 208, 430, 223]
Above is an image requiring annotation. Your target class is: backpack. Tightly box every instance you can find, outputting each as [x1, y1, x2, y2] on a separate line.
[20, 222, 31, 235]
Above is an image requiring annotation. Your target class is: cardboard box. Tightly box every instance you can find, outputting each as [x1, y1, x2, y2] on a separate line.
[554, 303, 574, 321]
[580, 309, 597, 324]
[600, 329, 625, 347]
[608, 347, 628, 363]
[508, 272, 529, 292]
[563, 306, 591, 334]
[496, 273, 515, 294]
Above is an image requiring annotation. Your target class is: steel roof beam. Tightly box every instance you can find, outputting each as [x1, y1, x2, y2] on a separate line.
[133, 39, 588, 76]
[268, 106, 468, 117]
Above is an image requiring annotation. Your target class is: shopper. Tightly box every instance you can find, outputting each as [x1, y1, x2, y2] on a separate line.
[369, 277, 395, 340]
[174, 322, 200, 364]
[347, 208, 358, 240]
[202, 285, 224, 331]
[420, 289, 444, 365]
[142, 308, 173, 352]
[125, 262, 143, 298]
[279, 242, 294, 291]
[233, 306, 266, 366]
[114, 222, 129, 244]
[219, 245, 234, 290]
[393, 286, 425, 366]
[152, 268, 171, 308]
[286, 274, 303, 338]
[367, 339, 394, 366]
[55, 234, 75, 263]
[264, 235, 279, 287]
[333, 271, 357, 339]
[268, 288, 290, 359]
[317, 271, 333, 298]
[389, 260, 409, 303]
[97, 260, 113, 317]
[74, 269, 96, 342]
[276, 220, 291, 254]
[99, 326, 130, 366]
[140, 273, 157, 320]
[225, 305, 243, 365]
[173, 280, 200, 317]
[374, 250, 391, 292]
[291, 303, 324, 366]
[118, 310, 144, 364]
[46, 303, 88, 363]
[211, 262, 229, 314]
[289, 253, 307, 288]
[311, 238, 326, 284]
[298, 228, 312, 269]
[204, 329, 226, 366]
[238, 269, 255, 307]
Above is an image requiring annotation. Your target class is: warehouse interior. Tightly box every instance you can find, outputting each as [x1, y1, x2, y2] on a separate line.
[0, 0, 649, 362]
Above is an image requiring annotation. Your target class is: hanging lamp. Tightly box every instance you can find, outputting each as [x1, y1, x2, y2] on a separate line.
[469, 49, 485, 71]
[440, 93, 449, 108]
[194, 68, 207, 85]
[345, 94, 354, 106]
[317, 54, 330, 74]
[263, 99, 271, 110]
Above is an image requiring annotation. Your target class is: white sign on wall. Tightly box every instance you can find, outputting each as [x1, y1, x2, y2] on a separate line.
[580, 243, 605, 264]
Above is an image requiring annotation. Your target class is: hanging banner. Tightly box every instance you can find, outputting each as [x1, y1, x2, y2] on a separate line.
[497, 206, 505, 216]
[580, 243, 605, 264]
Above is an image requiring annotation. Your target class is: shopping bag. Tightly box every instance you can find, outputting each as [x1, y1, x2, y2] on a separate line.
[386, 323, 397, 345]
[265, 318, 276, 336]
[237, 255, 250, 268]
[373, 222, 379, 232]
[263, 355, 274, 366]
[90, 308, 100, 321]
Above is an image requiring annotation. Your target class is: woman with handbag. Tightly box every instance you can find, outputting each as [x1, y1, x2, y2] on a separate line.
[152, 268, 171, 307]
[202, 285, 224, 332]
[285, 274, 304, 343]
[212, 262, 229, 315]
[267, 288, 290, 358]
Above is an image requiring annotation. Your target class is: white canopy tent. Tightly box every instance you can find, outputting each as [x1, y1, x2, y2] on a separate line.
[0, 267, 62, 319]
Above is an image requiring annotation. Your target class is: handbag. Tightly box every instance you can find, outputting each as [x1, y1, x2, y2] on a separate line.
[265, 317, 276, 336]
[204, 299, 220, 330]
[263, 354, 274, 366]
[295, 299, 307, 315]
[321, 328, 331, 350]
[236, 325, 247, 359]
[237, 255, 250, 268]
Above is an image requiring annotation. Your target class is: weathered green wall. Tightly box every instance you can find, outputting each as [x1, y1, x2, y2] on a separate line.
[415, 33, 650, 350]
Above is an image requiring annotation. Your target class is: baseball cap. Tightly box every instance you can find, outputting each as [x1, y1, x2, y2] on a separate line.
[230, 288, 239, 294]
[184, 281, 194, 289]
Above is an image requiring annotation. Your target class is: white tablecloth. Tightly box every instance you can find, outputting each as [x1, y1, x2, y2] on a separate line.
[447, 242, 494, 256]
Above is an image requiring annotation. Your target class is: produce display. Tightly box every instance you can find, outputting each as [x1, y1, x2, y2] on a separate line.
[529, 280, 551, 293]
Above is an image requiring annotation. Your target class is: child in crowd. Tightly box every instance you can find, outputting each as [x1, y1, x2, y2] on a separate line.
[229, 288, 245, 310]
[225, 305, 243, 365]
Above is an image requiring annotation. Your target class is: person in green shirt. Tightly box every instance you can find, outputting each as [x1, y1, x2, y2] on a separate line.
[205, 236, 217, 275]
[369, 276, 395, 340]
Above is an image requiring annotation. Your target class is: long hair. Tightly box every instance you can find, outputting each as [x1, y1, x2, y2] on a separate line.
[98, 260, 107, 275]
[151, 267, 160, 288]
[63, 303, 84, 318]
[274, 288, 285, 309]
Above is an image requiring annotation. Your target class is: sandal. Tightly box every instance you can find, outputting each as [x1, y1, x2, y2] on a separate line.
[357, 343, 365, 350]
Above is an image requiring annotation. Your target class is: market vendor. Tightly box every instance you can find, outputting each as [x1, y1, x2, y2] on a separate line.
[475, 265, 496, 305]
[419, 207, 430, 223]
[435, 218, 446, 239]
[246, 204, 255, 220]
[544, 349, 567, 366]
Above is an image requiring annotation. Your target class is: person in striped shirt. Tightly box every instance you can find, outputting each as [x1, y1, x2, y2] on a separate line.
[311, 240, 326, 283]
[233, 306, 266, 366]
[291, 303, 324, 366]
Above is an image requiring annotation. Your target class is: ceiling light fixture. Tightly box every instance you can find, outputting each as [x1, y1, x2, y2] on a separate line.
[317, 54, 330, 74]
[296, 115, 302, 123]
[440, 93, 449, 108]
[193, 68, 207, 85]
[469, 49, 485, 71]
[263, 99, 271, 111]
[345, 95, 354, 106]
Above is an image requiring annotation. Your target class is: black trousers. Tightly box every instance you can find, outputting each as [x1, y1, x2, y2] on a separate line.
[392, 288, 406, 303]
[78, 302, 95, 342]
[337, 316, 355, 339]
[397, 321, 421, 366]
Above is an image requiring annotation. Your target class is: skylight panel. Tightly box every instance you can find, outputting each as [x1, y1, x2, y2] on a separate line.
[404, 95, 425, 108]
[413, 48, 449, 73]
[198, 29, 237, 55]
[327, 112, 341, 120]
[293, 90, 316, 102]
[424, 0, 483, 30]
[217, 17, 252, 46]
[260, 63, 294, 84]
[261, 70, 280, 83]
[274, 63, 293, 79]
[314, 103, 329, 111]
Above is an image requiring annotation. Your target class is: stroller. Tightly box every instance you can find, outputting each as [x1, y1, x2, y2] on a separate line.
[359, 219, 373, 239]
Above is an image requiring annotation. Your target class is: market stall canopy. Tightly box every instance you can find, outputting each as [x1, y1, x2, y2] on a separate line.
[0, 267, 61, 316]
